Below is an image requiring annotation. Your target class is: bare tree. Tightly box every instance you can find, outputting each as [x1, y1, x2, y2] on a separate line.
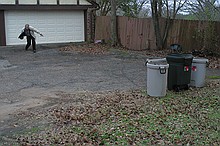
[119, 0, 147, 17]
[151, 0, 163, 49]
[187, 0, 220, 21]
[150, 0, 188, 49]
[96, 0, 111, 16]
[96, 0, 149, 17]
[186, 0, 220, 52]
[111, 0, 118, 46]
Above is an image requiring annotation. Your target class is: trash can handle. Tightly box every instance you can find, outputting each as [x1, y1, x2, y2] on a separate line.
[159, 67, 166, 74]
[206, 61, 210, 67]
[145, 59, 149, 66]
[145, 62, 148, 66]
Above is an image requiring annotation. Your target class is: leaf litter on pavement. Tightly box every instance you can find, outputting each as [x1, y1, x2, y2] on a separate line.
[59, 43, 220, 69]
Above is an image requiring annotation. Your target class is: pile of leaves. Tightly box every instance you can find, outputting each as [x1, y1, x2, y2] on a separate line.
[59, 43, 220, 69]
[144, 49, 220, 69]
[207, 57, 220, 69]
[59, 43, 110, 55]
[16, 82, 220, 145]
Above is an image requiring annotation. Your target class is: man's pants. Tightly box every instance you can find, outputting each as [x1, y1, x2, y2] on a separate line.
[25, 36, 36, 51]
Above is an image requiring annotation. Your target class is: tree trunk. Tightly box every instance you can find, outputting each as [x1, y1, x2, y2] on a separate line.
[111, 0, 118, 46]
[151, 0, 163, 50]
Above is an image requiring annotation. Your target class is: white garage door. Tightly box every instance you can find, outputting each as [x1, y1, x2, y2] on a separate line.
[4, 10, 85, 45]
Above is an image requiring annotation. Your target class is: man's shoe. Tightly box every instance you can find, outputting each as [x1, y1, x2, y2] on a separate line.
[33, 50, 36, 53]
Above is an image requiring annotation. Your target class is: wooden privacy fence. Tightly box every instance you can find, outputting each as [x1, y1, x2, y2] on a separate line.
[95, 16, 220, 51]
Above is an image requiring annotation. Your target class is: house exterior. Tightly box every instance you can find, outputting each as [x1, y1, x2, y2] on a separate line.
[0, 0, 99, 46]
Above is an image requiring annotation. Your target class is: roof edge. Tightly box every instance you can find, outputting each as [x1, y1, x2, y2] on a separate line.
[86, 0, 100, 9]
[0, 0, 100, 10]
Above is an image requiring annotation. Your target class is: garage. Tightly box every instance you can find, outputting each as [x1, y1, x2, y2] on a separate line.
[5, 10, 85, 45]
[0, 0, 99, 46]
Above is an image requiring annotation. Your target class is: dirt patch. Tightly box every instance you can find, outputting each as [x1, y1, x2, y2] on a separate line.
[0, 87, 60, 121]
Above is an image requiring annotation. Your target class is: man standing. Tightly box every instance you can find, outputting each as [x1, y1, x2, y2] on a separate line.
[21, 24, 43, 53]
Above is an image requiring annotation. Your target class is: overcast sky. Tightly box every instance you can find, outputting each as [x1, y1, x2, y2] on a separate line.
[142, 0, 220, 17]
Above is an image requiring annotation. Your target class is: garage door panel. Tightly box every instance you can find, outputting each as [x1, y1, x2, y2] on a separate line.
[57, 36, 65, 40]
[66, 36, 74, 40]
[48, 37, 56, 41]
[57, 27, 65, 32]
[38, 20, 46, 24]
[5, 11, 85, 45]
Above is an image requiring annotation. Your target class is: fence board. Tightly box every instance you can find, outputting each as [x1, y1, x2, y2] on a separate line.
[95, 16, 220, 51]
[95, 16, 111, 43]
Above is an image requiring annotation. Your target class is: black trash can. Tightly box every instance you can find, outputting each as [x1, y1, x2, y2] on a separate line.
[166, 53, 193, 91]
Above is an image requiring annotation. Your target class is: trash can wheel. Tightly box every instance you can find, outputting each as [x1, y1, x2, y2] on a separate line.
[184, 85, 189, 90]
[174, 85, 180, 92]
[173, 85, 189, 92]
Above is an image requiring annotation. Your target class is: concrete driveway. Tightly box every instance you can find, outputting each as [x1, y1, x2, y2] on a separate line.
[0, 44, 147, 121]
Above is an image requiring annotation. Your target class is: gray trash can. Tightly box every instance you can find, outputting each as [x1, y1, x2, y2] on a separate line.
[190, 58, 209, 87]
[146, 59, 169, 97]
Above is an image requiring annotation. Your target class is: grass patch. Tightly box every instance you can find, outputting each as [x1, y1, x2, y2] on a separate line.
[208, 75, 220, 79]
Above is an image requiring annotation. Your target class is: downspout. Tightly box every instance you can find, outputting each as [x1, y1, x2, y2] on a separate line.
[0, 11, 6, 46]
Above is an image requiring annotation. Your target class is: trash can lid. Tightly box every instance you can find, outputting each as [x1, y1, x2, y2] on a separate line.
[167, 53, 193, 59]
[192, 58, 209, 63]
[166, 53, 193, 63]
[147, 62, 169, 69]
[146, 58, 166, 64]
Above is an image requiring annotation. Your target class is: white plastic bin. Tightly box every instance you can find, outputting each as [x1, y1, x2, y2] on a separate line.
[146, 59, 169, 97]
[190, 58, 209, 87]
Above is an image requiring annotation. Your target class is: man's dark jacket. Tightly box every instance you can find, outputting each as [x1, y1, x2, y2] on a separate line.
[18, 32, 26, 39]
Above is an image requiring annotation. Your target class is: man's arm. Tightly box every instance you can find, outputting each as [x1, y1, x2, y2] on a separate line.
[29, 26, 43, 36]
[21, 27, 25, 33]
